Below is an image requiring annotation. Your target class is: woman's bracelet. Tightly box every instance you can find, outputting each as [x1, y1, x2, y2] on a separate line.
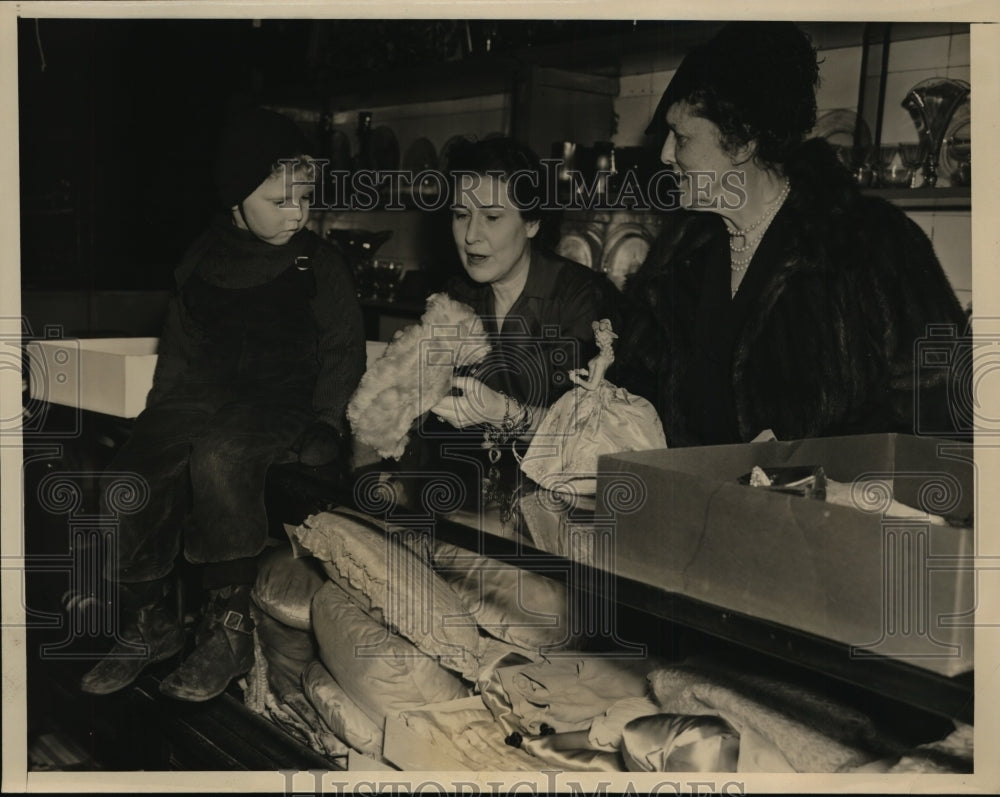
[501, 393, 532, 439]
[484, 392, 532, 453]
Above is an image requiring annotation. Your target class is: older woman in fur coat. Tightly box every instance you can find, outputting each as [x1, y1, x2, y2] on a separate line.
[614, 22, 970, 446]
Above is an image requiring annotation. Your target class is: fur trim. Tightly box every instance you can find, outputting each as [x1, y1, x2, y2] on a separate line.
[347, 292, 490, 459]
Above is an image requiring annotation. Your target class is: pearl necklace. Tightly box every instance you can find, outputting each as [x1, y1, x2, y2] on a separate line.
[728, 178, 791, 272]
[727, 178, 791, 242]
[729, 179, 791, 298]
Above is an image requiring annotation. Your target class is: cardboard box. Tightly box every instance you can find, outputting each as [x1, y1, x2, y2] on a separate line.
[27, 337, 159, 419]
[596, 434, 975, 676]
[365, 339, 388, 370]
[25, 337, 386, 423]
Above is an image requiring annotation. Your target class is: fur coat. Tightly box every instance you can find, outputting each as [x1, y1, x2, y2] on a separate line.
[615, 139, 970, 446]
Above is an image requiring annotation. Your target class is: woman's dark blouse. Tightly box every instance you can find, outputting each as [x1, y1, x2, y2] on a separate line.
[446, 248, 623, 410]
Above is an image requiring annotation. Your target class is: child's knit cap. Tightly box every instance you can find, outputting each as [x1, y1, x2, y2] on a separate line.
[214, 107, 310, 208]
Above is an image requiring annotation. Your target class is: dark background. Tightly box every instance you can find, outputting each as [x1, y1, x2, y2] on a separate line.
[17, 17, 665, 291]
[19, 18, 328, 290]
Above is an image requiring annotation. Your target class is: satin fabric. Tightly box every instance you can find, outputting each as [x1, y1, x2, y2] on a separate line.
[621, 713, 740, 772]
[588, 696, 662, 751]
[492, 657, 656, 735]
[522, 730, 625, 772]
[521, 381, 667, 496]
[478, 652, 534, 737]
[293, 510, 483, 679]
[302, 659, 385, 759]
[430, 540, 573, 652]
[254, 612, 316, 697]
[397, 699, 542, 771]
[252, 545, 326, 630]
[649, 664, 883, 772]
[311, 581, 469, 728]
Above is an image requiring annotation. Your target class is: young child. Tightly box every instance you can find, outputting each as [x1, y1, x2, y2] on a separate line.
[81, 107, 366, 701]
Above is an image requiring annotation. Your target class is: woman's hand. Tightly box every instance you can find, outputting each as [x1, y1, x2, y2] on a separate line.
[431, 376, 507, 429]
[433, 376, 544, 440]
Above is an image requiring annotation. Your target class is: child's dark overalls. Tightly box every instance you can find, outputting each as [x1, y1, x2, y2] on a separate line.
[105, 261, 321, 583]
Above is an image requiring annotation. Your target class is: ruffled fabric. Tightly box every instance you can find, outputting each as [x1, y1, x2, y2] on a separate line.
[293, 510, 483, 678]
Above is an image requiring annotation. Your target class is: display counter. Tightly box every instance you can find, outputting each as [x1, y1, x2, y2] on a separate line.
[21, 397, 975, 770]
[412, 481, 975, 725]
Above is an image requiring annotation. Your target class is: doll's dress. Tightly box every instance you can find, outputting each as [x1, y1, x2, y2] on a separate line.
[520, 377, 666, 496]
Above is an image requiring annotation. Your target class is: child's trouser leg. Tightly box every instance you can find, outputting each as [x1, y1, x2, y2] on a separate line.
[104, 395, 221, 583]
[182, 398, 314, 565]
[81, 394, 219, 695]
[160, 399, 313, 701]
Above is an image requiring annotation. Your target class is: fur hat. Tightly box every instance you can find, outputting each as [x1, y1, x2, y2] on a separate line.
[214, 107, 310, 208]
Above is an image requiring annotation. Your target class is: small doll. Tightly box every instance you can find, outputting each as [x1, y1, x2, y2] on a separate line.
[521, 319, 666, 496]
[568, 319, 618, 390]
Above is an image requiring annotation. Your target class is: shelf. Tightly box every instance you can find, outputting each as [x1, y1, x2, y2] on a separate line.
[320, 56, 520, 112]
[863, 186, 971, 210]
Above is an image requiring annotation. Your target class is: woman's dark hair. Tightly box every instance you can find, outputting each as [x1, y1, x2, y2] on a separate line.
[647, 22, 820, 170]
[445, 136, 560, 249]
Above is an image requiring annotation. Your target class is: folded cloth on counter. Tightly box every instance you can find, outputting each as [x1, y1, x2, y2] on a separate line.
[620, 714, 740, 773]
[260, 685, 350, 760]
[302, 659, 386, 759]
[311, 580, 469, 728]
[588, 696, 662, 752]
[427, 539, 576, 653]
[292, 509, 483, 678]
[649, 663, 902, 772]
[253, 543, 327, 630]
[521, 730, 625, 772]
[395, 696, 543, 771]
[490, 656, 659, 736]
[477, 651, 536, 738]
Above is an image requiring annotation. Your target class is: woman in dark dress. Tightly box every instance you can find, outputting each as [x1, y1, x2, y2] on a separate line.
[424, 137, 622, 512]
[615, 22, 970, 446]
